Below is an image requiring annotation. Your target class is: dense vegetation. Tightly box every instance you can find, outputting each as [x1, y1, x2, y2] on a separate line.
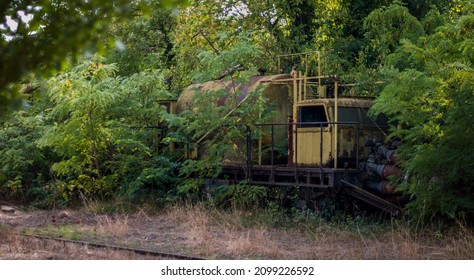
[1, 0, 473, 226]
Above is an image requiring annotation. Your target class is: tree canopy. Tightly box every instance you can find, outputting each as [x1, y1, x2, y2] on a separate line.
[0, 0, 187, 113]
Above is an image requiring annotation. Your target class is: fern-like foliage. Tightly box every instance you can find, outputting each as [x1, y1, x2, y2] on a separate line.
[371, 9, 474, 224]
[34, 56, 176, 203]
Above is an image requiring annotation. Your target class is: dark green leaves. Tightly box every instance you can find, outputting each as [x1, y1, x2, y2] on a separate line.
[371, 5, 474, 222]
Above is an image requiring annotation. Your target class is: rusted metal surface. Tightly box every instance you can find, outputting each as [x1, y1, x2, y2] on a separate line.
[366, 180, 398, 194]
[176, 74, 293, 115]
[366, 163, 402, 180]
[176, 74, 295, 162]
[297, 97, 375, 108]
[381, 164, 403, 179]
[287, 117, 294, 165]
[341, 180, 403, 216]
[378, 145, 399, 164]
[219, 163, 403, 214]
[220, 164, 358, 188]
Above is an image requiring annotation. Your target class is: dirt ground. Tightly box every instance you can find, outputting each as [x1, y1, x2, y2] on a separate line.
[1, 205, 473, 260]
[0, 208, 195, 260]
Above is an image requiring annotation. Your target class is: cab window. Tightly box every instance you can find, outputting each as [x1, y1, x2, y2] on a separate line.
[338, 107, 387, 127]
[298, 105, 328, 127]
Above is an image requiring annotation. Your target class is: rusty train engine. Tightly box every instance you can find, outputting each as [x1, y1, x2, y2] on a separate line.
[159, 55, 405, 215]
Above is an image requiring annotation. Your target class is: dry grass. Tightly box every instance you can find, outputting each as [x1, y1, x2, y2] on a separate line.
[161, 203, 474, 259]
[1, 204, 473, 259]
[95, 214, 130, 238]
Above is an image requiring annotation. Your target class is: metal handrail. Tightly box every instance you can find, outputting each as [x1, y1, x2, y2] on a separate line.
[245, 122, 361, 178]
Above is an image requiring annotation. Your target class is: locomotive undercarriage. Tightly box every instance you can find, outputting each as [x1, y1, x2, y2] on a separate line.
[208, 129, 405, 217]
[217, 164, 403, 216]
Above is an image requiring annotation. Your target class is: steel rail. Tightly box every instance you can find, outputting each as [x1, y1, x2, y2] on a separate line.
[19, 233, 206, 260]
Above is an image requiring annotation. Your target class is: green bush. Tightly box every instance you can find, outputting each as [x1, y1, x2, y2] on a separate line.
[371, 9, 474, 224]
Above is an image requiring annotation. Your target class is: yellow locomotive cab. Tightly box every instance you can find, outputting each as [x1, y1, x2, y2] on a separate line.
[294, 98, 387, 168]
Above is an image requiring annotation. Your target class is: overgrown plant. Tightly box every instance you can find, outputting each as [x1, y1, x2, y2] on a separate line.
[371, 5, 474, 224]
[173, 84, 272, 180]
[37, 57, 121, 200]
[36, 56, 176, 204]
[0, 110, 51, 203]
[161, 37, 278, 203]
[209, 182, 267, 210]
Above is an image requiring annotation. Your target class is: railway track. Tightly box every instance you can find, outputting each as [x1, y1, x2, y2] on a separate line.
[8, 232, 205, 260]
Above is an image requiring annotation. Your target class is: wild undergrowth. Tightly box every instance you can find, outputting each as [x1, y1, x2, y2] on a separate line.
[160, 202, 474, 259]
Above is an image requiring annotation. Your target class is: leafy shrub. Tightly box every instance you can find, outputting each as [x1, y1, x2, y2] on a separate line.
[0, 110, 52, 203]
[371, 10, 474, 224]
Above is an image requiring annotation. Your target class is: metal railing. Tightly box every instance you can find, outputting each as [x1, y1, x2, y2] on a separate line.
[166, 121, 362, 185]
[243, 121, 361, 182]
